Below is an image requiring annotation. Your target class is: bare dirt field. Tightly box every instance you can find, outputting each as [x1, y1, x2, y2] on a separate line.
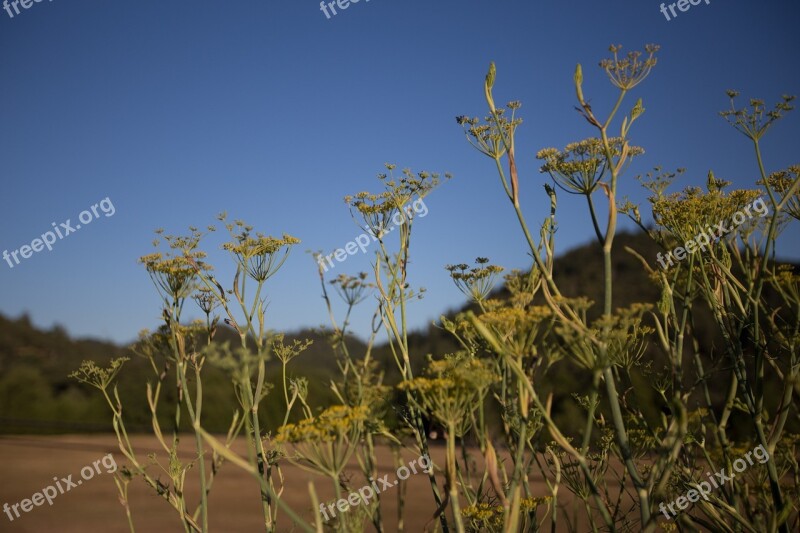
[0, 435, 560, 533]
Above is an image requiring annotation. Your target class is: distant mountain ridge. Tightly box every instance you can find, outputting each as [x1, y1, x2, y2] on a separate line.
[1, 231, 795, 435]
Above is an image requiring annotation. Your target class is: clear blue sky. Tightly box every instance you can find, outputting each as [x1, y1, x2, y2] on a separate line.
[1, 0, 798, 344]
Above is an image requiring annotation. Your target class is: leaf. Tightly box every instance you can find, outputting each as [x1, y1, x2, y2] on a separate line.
[485, 438, 508, 507]
[486, 62, 496, 89]
[196, 427, 256, 475]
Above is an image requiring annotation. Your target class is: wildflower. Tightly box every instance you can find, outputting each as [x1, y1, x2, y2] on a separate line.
[537, 137, 644, 195]
[761, 165, 800, 221]
[477, 304, 554, 361]
[275, 405, 369, 444]
[650, 185, 764, 246]
[330, 273, 374, 306]
[222, 231, 300, 282]
[192, 287, 218, 315]
[139, 253, 204, 303]
[69, 358, 129, 391]
[720, 91, 795, 141]
[462, 502, 504, 529]
[599, 44, 660, 90]
[445, 258, 504, 303]
[270, 334, 313, 365]
[139, 227, 211, 304]
[345, 165, 447, 238]
[399, 354, 498, 435]
[456, 103, 523, 160]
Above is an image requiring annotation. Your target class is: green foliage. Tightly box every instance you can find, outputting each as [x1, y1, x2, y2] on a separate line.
[448, 44, 799, 533]
[2, 42, 797, 533]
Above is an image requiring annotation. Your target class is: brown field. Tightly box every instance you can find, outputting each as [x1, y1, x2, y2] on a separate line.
[0, 435, 565, 532]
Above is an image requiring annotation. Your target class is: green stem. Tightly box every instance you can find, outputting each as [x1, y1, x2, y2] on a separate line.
[176, 360, 208, 532]
[581, 372, 601, 453]
[447, 424, 466, 533]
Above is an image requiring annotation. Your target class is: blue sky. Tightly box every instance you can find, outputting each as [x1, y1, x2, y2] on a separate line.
[1, 0, 798, 344]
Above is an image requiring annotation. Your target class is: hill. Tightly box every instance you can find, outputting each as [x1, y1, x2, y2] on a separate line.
[0, 230, 794, 439]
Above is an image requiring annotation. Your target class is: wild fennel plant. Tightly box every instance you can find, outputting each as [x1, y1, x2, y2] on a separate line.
[453, 45, 799, 532]
[71, 44, 799, 533]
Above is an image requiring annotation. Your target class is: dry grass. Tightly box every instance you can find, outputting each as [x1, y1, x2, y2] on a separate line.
[0, 435, 560, 532]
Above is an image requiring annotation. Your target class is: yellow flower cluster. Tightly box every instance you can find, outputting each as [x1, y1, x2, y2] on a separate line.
[651, 186, 764, 245]
[344, 164, 448, 237]
[521, 496, 552, 510]
[69, 357, 129, 391]
[222, 233, 300, 258]
[461, 497, 551, 528]
[462, 502, 504, 527]
[599, 44, 660, 90]
[275, 405, 369, 444]
[764, 165, 800, 220]
[221, 231, 300, 282]
[536, 137, 644, 196]
[399, 355, 499, 433]
[138, 250, 209, 302]
[446, 258, 505, 303]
